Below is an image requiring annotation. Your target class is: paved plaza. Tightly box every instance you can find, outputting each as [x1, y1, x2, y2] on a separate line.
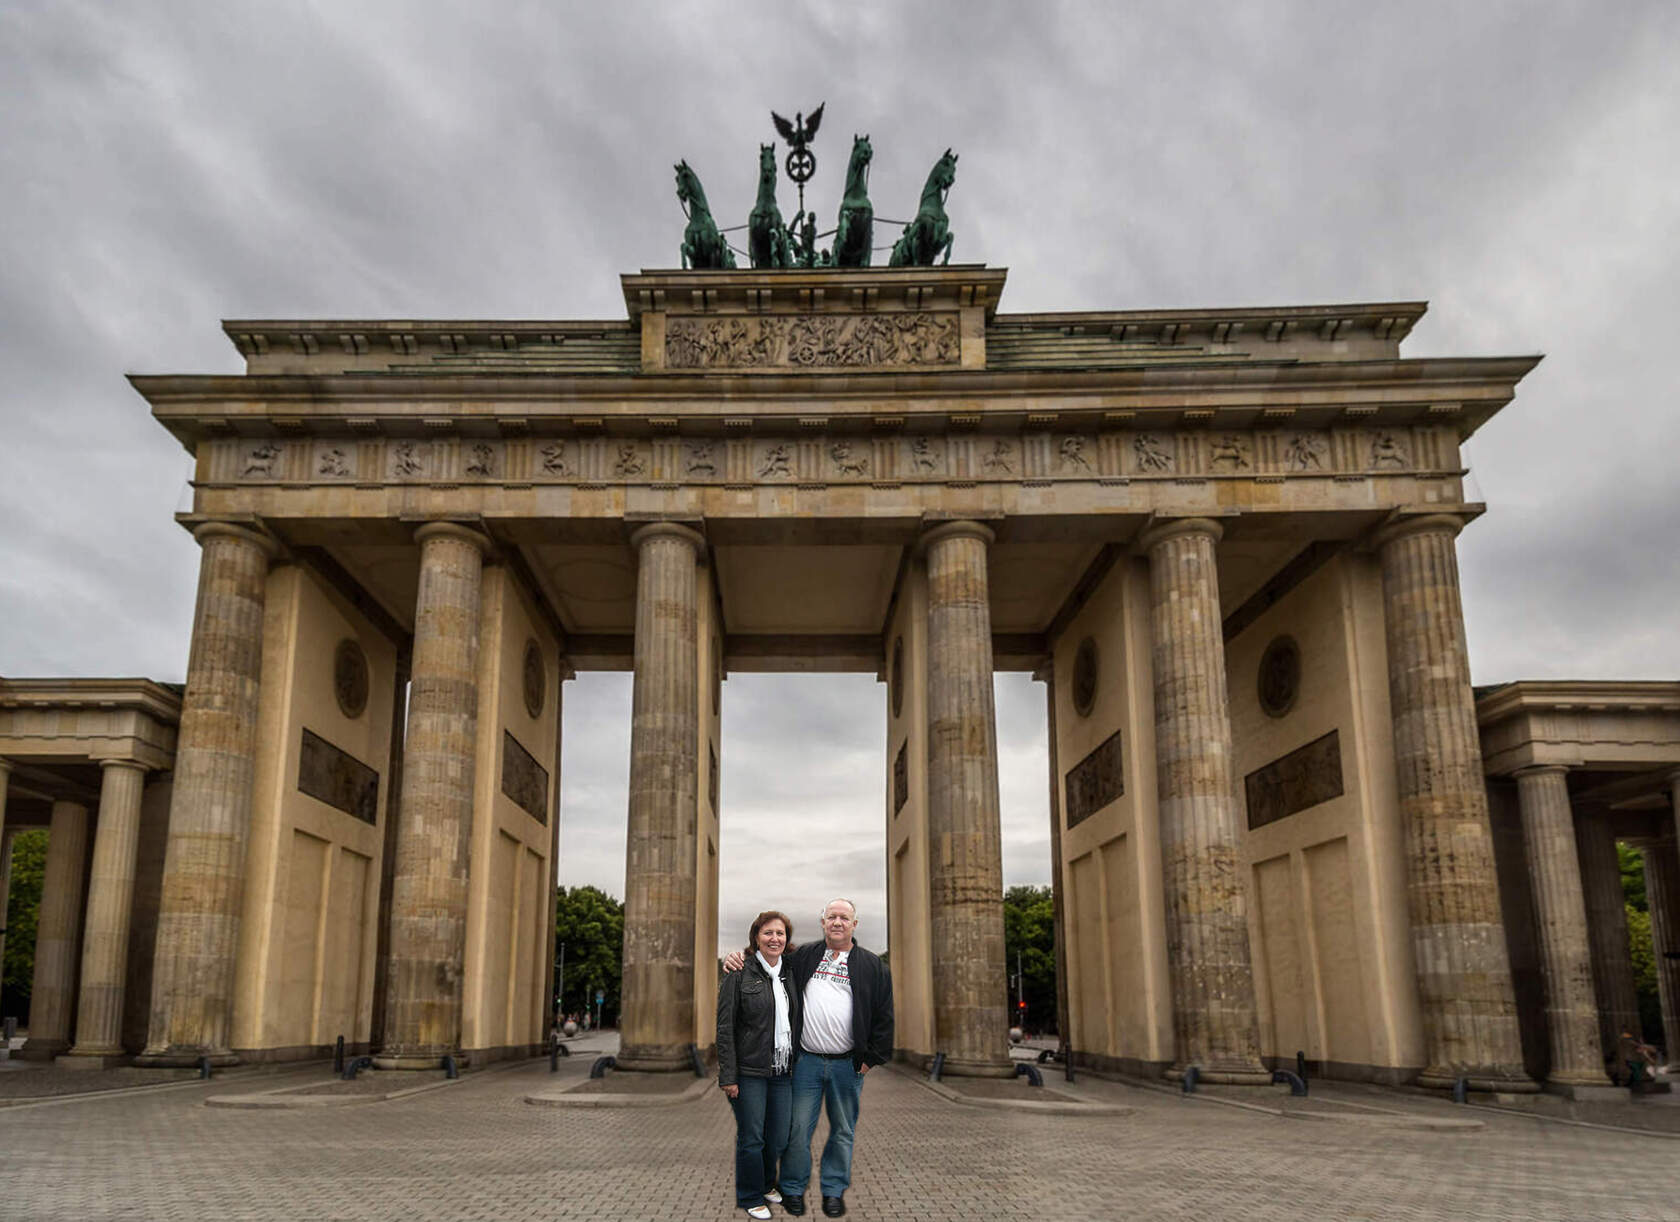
[3, 1044, 1680, 1221]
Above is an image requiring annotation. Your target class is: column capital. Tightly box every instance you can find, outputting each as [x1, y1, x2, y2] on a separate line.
[918, 519, 995, 553]
[1513, 763, 1571, 781]
[192, 520, 282, 560]
[1370, 512, 1471, 551]
[1136, 515, 1224, 552]
[629, 520, 707, 556]
[96, 757, 149, 776]
[413, 520, 494, 555]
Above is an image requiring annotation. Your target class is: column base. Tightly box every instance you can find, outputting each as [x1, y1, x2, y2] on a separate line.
[56, 1051, 132, 1070]
[16, 1038, 71, 1062]
[614, 1045, 695, 1073]
[1417, 1066, 1539, 1093]
[371, 1051, 467, 1071]
[1544, 1080, 1627, 1102]
[938, 1055, 1018, 1079]
[1167, 1061, 1274, 1087]
[134, 1046, 240, 1068]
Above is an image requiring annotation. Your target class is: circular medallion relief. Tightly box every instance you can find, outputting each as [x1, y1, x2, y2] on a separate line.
[522, 638, 545, 720]
[890, 637, 905, 720]
[1258, 635, 1301, 719]
[1072, 637, 1098, 718]
[333, 639, 369, 719]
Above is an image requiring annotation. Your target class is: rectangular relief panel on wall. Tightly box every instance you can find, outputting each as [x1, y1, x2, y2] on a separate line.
[501, 730, 549, 823]
[298, 729, 379, 825]
[1065, 730, 1124, 829]
[1244, 730, 1343, 831]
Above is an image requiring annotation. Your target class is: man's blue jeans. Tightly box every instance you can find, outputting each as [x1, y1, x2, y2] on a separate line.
[728, 1073, 793, 1208]
[780, 1053, 864, 1199]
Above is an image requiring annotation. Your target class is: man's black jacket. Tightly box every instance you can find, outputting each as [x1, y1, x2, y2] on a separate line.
[716, 953, 803, 1086]
[786, 939, 894, 1074]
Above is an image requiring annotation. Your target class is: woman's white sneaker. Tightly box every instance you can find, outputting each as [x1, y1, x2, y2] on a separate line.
[747, 1207, 772, 1220]
[764, 1189, 783, 1205]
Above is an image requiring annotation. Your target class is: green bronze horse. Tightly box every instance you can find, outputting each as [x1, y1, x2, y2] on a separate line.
[675, 160, 736, 269]
[831, 134, 874, 268]
[889, 149, 958, 267]
[747, 144, 793, 269]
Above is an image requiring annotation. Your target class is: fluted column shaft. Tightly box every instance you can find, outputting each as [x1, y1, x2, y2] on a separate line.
[376, 522, 490, 1068]
[1142, 518, 1267, 1083]
[1513, 766, 1608, 1085]
[617, 522, 703, 1072]
[62, 760, 151, 1061]
[1376, 516, 1529, 1090]
[1642, 846, 1680, 1066]
[139, 522, 275, 1066]
[923, 521, 1011, 1077]
[22, 800, 91, 1057]
[1576, 810, 1640, 1061]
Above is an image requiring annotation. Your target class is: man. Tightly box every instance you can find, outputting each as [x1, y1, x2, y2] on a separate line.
[725, 897, 893, 1218]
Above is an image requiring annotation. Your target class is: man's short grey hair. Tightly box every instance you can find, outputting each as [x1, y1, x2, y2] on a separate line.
[821, 897, 858, 920]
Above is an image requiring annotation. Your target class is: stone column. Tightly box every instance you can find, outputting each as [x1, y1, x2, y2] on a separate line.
[1642, 845, 1680, 1067]
[617, 522, 703, 1072]
[922, 522, 1012, 1077]
[138, 522, 276, 1066]
[1040, 667, 1072, 1059]
[0, 758, 11, 1020]
[375, 522, 491, 1069]
[1376, 516, 1529, 1089]
[1140, 517, 1268, 1084]
[20, 800, 91, 1059]
[61, 760, 150, 1066]
[1512, 766, 1609, 1088]
[1577, 810, 1640, 1063]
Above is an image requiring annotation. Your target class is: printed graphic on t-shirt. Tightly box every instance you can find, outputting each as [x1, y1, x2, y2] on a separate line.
[813, 949, 851, 991]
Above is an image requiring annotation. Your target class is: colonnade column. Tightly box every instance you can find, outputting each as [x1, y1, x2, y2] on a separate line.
[922, 521, 1011, 1077]
[375, 522, 491, 1069]
[1642, 845, 1680, 1068]
[1512, 766, 1609, 1088]
[20, 800, 91, 1058]
[1139, 517, 1268, 1083]
[0, 759, 11, 1018]
[139, 522, 277, 1066]
[1374, 514, 1529, 1089]
[1576, 810, 1640, 1061]
[616, 522, 703, 1072]
[62, 759, 150, 1065]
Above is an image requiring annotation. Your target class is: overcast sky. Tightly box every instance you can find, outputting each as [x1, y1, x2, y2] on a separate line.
[2, 3, 1676, 956]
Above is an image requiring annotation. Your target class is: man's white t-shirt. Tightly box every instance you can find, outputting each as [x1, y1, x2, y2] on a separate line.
[800, 947, 854, 1055]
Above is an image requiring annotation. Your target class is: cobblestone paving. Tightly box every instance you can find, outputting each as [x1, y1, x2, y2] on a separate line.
[3, 1056, 1679, 1221]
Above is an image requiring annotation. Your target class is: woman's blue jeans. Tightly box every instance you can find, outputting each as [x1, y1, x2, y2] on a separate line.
[729, 1072, 792, 1208]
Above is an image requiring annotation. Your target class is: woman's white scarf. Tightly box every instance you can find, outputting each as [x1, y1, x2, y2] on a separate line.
[755, 949, 792, 1075]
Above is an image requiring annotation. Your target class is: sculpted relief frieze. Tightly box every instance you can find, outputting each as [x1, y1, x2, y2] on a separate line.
[665, 311, 960, 370]
[214, 424, 1444, 490]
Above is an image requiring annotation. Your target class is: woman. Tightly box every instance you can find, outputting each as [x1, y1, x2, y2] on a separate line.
[717, 910, 802, 1220]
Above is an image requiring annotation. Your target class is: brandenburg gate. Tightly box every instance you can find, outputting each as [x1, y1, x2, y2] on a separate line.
[77, 253, 1571, 1089]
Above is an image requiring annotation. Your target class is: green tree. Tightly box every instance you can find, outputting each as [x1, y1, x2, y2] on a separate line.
[1002, 884, 1057, 1035]
[3, 829, 48, 1025]
[554, 885, 624, 1028]
[1619, 841, 1663, 1044]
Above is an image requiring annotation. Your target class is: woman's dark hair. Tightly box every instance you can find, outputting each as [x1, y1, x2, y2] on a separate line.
[747, 910, 793, 953]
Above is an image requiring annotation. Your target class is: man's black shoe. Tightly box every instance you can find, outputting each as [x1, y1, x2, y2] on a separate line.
[781, 1194, 805, 1216]
[821, 1196, 846, 1218]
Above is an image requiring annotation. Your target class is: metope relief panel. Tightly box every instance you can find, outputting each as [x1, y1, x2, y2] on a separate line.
[1207, 432, 1252, 473]
[1057, 434, 1096, 477]
[1244, 730, 1344, 831]
[1130, 431, 1175, 475]
[755, 440, 795, 481]
[664, 311, 960, 371]
[902, 434, 944, 478]
[1065, 729, 1125, 830]
[976, 436, 1015, 479]
[312, 442, 358, 482]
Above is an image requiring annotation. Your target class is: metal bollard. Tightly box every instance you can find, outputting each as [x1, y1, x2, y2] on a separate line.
[1271, 1069, 1308, 1097]
[688, 1043, 704, 1078]
[1015, 1062, 1043, 1087]
[442, 1054, 458, 1080]
[1181, 1065, 1200, 1094]
[1452, 1076, 1469, 1104]
[929, 1052, 946, 1083]
[334, 1035, 345, 1075]
[198, 1056, 213, 1081]
[4, 1016, 16, 1042]
[589, 1055, 616, 1079]
[1296, 1050, 1307, 1081]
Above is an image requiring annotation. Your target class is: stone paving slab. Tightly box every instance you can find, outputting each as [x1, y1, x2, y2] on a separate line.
[5, 1055, 1680, 1219]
